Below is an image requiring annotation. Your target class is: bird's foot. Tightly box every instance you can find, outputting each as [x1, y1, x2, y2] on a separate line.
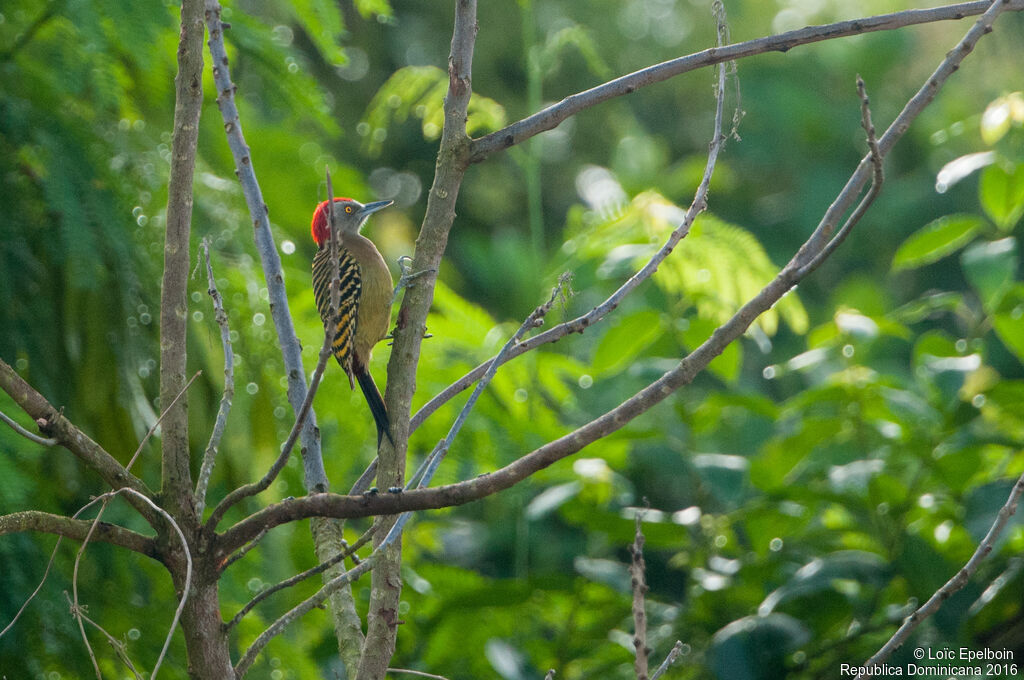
[391, 255, 436, 305]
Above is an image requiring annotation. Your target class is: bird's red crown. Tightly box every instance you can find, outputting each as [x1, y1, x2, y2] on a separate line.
[310, 197, 355, 247]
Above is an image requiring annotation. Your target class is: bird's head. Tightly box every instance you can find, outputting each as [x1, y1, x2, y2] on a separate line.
[310, 197, 393, 248]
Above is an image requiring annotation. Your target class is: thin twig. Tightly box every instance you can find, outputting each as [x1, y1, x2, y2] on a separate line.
[468, 0, 1024, 163]
[650, 641, 685, 680]
[630, 509, 650, 680]
[70, 373, 196, 676]
[64, 591, 143, 680]
[72, 369, 199, 630]
[235, 550, 379, 675]
[855, 471, 1024, 679]
[0, 407, 57, 446]
[0, 511, 157, 639]
[204, 171, 342, 532]
[65, 489, 192, 680]
[411, 274, 572, 493]
[224, 525, 376, 631]
[793, 75, 883, 278]
[387, 669, 451, 680]
[195, 238, 236, 514]
[218, 528, 268, 572]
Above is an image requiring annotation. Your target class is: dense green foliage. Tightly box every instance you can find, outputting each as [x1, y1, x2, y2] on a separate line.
[1, 0, 1023, 678]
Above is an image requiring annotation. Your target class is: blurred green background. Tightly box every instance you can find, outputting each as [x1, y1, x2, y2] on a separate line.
[2, 0, 1024, 678]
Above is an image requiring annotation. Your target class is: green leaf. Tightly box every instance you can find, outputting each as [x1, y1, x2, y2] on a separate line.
[361, 66, 505, 156]
[712, 614, 810, 680]
[759, 551, 890, 614]
[290, 0, 347, 65]
[693, 453, 749, 506]
[891, 292, 963, 324]
[960, 237, 1017, 312]
[981, 93, 1024, 146]
[592, 309, 663, 376]
[992, 284, 1024, 362]
[891, 214, 984, 271]
[979, 163, 1024, 231]
[965, 481, 1024, 544]
[524, 482, 581, 519]
[538, 25, 613, 80]
[353, 0, 392, 19]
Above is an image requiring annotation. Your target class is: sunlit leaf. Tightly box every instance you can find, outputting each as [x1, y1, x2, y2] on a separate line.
[693, 453, 749, 506]
[538, 24, 613, 79]
[354, 0, 393, 19]
[525, 482, 581, 519]
[891, 214, 984, 271]
[566, 190, 808, 336]
[592, 309, 663, 376]
[981, 92, 1024, 146]
[290, 0, 347, 65]
[960, 237, 1017, 311]
[890, 292, 963, 324]
[574, 556, 631, 592]
[991, 284, 1024, 362]
[484, 639, 528, 680]
[979, 163, 1024, 231]
[362, 66, 505, 155]
[759, 551, 889, 615]
[935, 152, 996, 193]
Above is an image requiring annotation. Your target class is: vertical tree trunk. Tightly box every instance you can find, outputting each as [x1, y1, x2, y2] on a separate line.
[181, 575, 236, 680]
[160, 0, 203, 525]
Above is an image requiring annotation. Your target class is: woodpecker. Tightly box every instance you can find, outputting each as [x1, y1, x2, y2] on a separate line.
[311, 197, 394, 445]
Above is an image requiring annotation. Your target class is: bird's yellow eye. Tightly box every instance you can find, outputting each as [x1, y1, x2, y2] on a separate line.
[345, 206, 353, 214]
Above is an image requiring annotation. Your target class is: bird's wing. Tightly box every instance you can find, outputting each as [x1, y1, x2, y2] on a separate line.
[312, 245, 361, 387]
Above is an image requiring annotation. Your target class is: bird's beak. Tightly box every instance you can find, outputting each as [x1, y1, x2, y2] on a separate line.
[358, 200, 394, 219]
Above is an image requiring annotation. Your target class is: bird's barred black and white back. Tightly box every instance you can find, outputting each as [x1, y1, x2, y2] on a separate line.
[312, 245, 361, 385]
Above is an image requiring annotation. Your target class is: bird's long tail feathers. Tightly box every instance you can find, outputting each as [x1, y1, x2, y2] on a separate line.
[356, 365, 393, 447]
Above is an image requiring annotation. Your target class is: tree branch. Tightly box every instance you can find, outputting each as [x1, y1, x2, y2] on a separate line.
[0, 511, 157, 556]
[223, 525, 375, 631]
[468, 0, 1024, 163]
[0, 358, 159, 525]
[235, 549, 380, 676]
[0, 407, 57, 446]
[856, 471, 1024, 679]
[216, 0, 1011, 555]
[203, 0, 329, 492]
[195, 239, 235, 515]
[355, 2, 481, 678]
[160, 0, 205, 524]
[794, 75, 883, 279]
[630, 511, 650, 680]
[69, 488, 193, 680]
[650, 641, 685, 680]
[410, 274, 571, 491]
